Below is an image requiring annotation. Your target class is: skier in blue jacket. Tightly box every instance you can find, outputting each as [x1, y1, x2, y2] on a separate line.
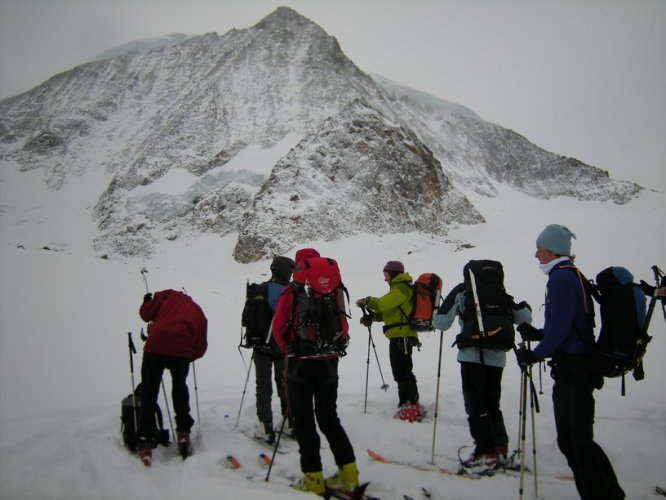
[516, 224, 625, 500]
[433, 273, 532, 469]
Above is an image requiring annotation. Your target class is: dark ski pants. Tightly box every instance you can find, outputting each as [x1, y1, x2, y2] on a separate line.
[552, 356, 625, 500]
[138, 351, 193, 442]
[253, 349, 287, 428]
[389, 337, 419, 406]
[460, 361, 508, 455]
[287, 357, 356, 473]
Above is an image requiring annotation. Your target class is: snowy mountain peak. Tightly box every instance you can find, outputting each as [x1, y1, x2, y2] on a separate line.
[256, 6, 319, 30]
[0, 6, 642, 262]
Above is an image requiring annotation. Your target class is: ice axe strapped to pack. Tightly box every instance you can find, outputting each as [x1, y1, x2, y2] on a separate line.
[456, 260, 516, 351]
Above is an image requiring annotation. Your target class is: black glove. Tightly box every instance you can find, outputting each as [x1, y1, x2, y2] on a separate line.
[640, 280, 656, 296]
[286, 342, 299, 356]
[517, 323, 543, 342]
[515, 347, 538, 368]
[360, 314, 373, 327]
[355, 297, 369, 308]
[143, 293, 153, 303]
[516, 300, 532, 312]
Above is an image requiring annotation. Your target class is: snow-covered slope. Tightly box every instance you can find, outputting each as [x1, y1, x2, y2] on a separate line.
[0, 179, 664, 499]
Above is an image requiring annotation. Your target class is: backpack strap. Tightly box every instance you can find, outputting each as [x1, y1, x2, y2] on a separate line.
[557, 265, 597, 347]
[387, 282, 414, 333]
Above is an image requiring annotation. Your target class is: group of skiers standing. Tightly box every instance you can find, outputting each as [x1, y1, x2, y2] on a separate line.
[129, 223, 665, 499]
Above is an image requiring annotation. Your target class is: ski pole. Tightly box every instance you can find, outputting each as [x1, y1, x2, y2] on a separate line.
[192, 361, 200, 423]
[639, 265, 665, 339]
[429, 329, 444, 465]
[364, 327, 371, 413]
[266, 355, 290, 482]
[265, 409, 288, 482]
[519, 365, 528, 500]
[528, 342, 539, 497]
[161, 379, 176, 442]
[235, 350, 255, 428]
[141, 267, 150, 294]
[363, 306, 389, 391]
[128, 332, 139, 435]
[514, 359, 525, 465]
[370, 330, 389, 390]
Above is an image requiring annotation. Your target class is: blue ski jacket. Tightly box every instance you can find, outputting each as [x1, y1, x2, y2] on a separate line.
[533, 260, 592, 360]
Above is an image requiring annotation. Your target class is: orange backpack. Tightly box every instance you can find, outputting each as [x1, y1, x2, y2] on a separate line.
[402, 273, 443, 332]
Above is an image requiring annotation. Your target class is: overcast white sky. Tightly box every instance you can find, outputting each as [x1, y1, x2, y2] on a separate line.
[1, 0, 664, 190]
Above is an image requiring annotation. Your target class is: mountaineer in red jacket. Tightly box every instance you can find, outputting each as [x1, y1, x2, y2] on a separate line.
[271, 248, 358, 495]
[137, 289, 207, 466]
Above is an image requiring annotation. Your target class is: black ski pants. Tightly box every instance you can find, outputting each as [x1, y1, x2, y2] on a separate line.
[253, 348, 287, 428]
[551, 355, 625, 500]
[389, 337, 419, 406]
[138, 351, 193, 442]
[287, 357, 355, 473]
[460, 361, 508, 455]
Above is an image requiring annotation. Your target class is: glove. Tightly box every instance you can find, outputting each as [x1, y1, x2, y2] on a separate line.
[355, 297, 369, 308]
[360, 315, 373, 327]
[517, 323, 543, 342]
[286, 342, 299, 356]
[516, 300, 532, 312]
[515, 347, 538, 368]
[639, 280, 657, 296]
[143, 293, 153, 303]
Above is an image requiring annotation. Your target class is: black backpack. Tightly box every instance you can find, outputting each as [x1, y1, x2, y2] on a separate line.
[240, 282, 273, 348]
[120, 384, 169, 452]
[565, 266, 650, 385]
[456, 260, 516, 351]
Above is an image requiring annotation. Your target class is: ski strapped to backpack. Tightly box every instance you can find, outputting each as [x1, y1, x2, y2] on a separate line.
[396, 273, 443, 332]
[456, 260, 516, 351]
[240, 281, 274, 349]
[291, 257, 351, 358]
[121, 383, 170, 452]
[561, 265, 651, 388]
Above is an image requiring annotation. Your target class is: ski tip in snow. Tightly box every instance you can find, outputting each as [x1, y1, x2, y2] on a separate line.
[258, 452, 272, 468]
[224, 455, 242, 470]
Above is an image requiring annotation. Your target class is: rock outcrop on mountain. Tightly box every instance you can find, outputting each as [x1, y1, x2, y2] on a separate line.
[233, 101, 482, 262]
[0, 7, 642, 261]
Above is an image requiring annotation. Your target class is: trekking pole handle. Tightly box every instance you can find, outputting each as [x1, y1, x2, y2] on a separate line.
[361, 305, 373, 322]
[128, 331, 136, 354]
[140, 267, 150, 294]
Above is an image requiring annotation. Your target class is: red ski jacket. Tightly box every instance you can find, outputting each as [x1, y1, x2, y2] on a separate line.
[139, 289, 208, 360]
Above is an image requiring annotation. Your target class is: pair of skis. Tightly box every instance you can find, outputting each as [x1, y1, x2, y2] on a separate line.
[225, 453, 377, 499]
[367, 449, 571, 482]
[367, 449, 486, 480]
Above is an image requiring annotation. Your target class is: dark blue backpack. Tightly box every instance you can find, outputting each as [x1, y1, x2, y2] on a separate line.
[567, 266, 650, 388]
